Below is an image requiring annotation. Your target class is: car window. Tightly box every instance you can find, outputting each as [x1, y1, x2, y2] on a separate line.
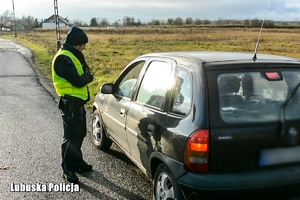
[116, 61, 145, 98]
[170, 66, 192, 115]
[218, 71, 300, 123]
[137, 61, 173, 109]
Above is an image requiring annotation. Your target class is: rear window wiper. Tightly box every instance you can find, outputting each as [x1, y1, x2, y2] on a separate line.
[280, 81, 300, 135]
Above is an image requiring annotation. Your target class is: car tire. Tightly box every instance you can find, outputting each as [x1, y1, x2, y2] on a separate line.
[91, 109, 112, 150]
[153, 163, 184, 200]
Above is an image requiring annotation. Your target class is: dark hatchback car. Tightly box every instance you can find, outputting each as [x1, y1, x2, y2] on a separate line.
[92, 51, 300, 199]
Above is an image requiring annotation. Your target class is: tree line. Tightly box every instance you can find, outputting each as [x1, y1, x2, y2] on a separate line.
[79, 16, 300, 28]
[1, 9, 300, 30]
[0, 10, 39, 30]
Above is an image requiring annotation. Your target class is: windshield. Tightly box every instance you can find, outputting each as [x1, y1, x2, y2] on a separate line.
[218, 71, 300, 123]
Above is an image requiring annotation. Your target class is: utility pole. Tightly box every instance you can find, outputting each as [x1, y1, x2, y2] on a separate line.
[12, 0, 17, 37]
[54, 0, 61, 50]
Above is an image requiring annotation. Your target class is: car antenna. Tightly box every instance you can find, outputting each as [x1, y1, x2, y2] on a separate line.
[252, 0, 273, 62]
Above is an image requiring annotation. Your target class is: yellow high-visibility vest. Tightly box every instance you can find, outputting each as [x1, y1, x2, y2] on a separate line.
[52, 49, 89, 100]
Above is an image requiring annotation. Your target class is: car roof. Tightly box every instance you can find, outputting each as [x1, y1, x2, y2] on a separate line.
[139, 51, 300, 64]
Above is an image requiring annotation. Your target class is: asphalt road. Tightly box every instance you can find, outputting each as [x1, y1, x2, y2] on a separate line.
[0, 37, 152, 199]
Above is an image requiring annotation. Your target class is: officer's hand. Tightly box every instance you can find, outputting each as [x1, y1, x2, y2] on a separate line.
[86, 71, 94, 81]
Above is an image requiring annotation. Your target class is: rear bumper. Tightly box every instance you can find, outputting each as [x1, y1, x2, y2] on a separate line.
[177, 164, 300, 199]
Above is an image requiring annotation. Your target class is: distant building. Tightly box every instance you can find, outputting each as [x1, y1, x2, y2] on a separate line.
[42, 14, 69, 28]
[14, 21, 26, 30]
[1, 20, 26, 31]
[106, 26, 117, 29]
[1, 25, 11, 31]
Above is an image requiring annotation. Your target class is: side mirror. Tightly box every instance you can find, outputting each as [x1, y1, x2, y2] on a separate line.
[100, 83, 113, 94]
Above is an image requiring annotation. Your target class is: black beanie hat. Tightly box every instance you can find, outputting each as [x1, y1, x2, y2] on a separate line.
[65, 26, 88, 46]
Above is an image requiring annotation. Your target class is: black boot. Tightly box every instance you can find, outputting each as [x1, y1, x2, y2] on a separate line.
[62, 171, 79, 183]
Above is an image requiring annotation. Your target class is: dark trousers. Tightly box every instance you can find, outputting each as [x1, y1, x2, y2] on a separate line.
[59, 96, 87, 172]
[61, 136, 84, 172]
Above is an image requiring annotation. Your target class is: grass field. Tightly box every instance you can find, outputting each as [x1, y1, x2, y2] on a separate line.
[1, 27, 300, 108]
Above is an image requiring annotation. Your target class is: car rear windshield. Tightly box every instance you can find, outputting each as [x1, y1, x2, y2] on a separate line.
[217, 70, 300, 123]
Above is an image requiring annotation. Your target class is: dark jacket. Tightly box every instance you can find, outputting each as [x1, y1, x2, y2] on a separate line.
[53, 42, 93, 104]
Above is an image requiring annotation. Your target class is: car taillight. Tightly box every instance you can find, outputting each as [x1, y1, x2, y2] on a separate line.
[185, 129, 209, 173]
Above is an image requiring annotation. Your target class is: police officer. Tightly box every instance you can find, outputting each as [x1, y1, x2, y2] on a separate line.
[52, 26, 94, 183]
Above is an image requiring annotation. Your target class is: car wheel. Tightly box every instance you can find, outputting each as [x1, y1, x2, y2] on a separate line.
[91, 109, 112, 150]
[153, 163, 184, 200]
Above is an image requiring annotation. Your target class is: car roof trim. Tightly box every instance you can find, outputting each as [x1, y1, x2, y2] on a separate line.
[139, 51, 300, 64]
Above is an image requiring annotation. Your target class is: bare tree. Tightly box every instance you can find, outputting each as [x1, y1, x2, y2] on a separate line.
[250, 18, 261, 27]
[20, 15, 36, 30]
[173, 17, 183, 25]
[151, 19, 160, 25]
[194, 18, 202, 25]
[99, 18, 109, 27]
[122, 16, 136, 26]
[242, 19, 250, 26]
[167, 18, 174, 25]
[112, 20, 121, 27]
[72, 19, 84, 27]
[185, 17, 193, 25]
[1, 10, 14, 24]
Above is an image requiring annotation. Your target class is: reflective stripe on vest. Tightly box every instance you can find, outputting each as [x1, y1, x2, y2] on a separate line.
[52, 49, 88, 100]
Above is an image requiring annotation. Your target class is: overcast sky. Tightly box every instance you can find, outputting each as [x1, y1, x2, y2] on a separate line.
[1, 0, 300, 23]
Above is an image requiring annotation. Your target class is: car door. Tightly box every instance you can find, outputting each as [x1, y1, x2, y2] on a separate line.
[125, 58, 176, 172]
[101, 59, 146, 154]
